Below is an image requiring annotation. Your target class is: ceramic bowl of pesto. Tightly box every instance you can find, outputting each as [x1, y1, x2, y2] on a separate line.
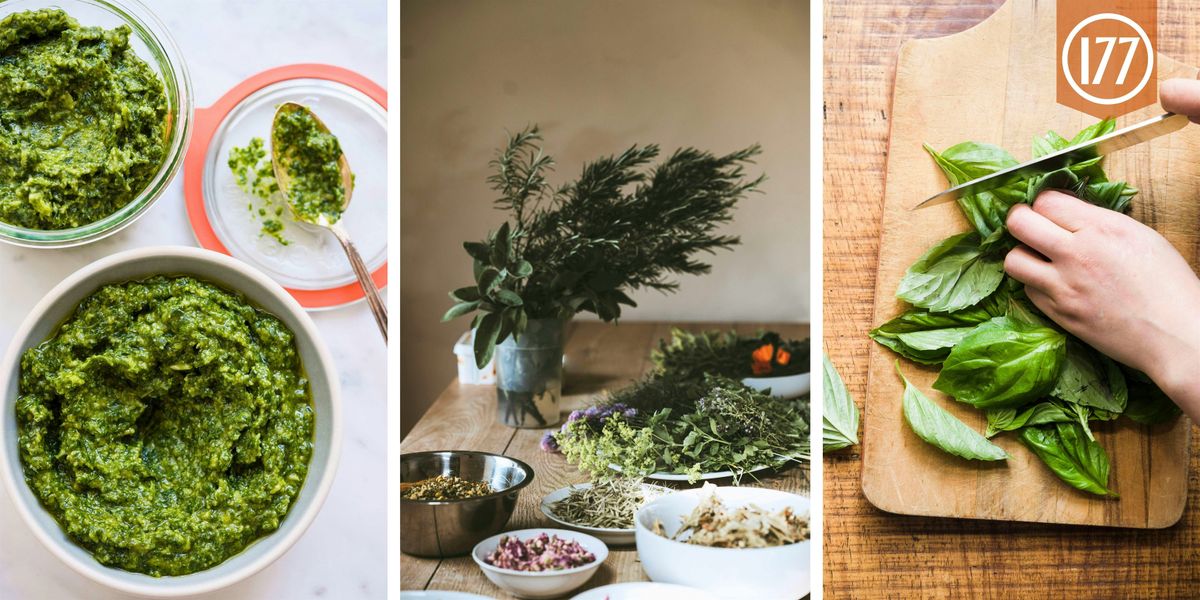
[0, 0, 193, 248]
[0, 247, 342, 597]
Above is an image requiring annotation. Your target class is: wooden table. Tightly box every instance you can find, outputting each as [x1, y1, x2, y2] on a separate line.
[400, 321, 810, 597]
[824, 1, 1200, 596]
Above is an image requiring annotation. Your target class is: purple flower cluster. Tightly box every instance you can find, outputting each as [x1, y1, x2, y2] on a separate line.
[484, 533, 596, 572]
[540, 403, 638, 454]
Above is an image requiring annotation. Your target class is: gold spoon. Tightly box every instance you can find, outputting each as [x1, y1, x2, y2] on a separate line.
[271, 102, 387, 340]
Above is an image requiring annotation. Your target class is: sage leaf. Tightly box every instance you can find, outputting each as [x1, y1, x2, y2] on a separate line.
[441, 300, 480, 322]
[1019, 423, 1116, 497]
[822, 355, 859, 451]
[473, 312, 502, 368]
[896, 232, 1006, 313]
[933, 316, 1067, 409]
[897, 361, 1007, 461]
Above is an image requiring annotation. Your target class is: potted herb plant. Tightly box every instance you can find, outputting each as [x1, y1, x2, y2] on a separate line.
[444, 126, 764, 428]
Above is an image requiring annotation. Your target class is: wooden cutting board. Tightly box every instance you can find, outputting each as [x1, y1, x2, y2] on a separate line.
[862, 0, 1199, 528]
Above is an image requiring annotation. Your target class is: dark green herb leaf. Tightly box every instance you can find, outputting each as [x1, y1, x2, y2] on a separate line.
[896, 232, 1006, 313]
[491, 222, 511, 266]
[473, 312, 502, 368]
[870, 301, 1001, 365]
[477, 266, 503, 296]
[449, 286, 481, 303]
[897, 362, 1007, 461]
[822, 355, 859, 451]
[494, 288, 524, 307]
[933, 316, 1066, 409]
[464, 241, 490, 262]
[441, 301, 480, 322]
[1019, 423, 1116, 497]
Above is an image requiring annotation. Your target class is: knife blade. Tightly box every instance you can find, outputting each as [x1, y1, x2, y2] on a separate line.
[913, 112, 1189, 210]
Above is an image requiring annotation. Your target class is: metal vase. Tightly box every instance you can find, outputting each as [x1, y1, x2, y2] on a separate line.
[494, 318, 565, 428]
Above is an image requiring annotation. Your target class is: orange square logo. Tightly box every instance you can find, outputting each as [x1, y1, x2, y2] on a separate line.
[1057, 0, 1158, 118]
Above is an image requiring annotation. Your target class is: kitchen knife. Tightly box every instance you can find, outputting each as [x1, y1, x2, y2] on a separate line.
[913, 112, 1189, 210]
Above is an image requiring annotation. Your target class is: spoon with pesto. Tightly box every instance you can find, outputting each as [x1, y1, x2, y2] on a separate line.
[271, 102, 387, 340]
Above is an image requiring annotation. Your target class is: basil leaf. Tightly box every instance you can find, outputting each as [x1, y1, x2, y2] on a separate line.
[1068, 118, 1117, 145]
[870, 302, 998, 365]
[934, 316, 1067, 409]
[985, 401, 1074, 437]
[822, 355, 859, 451]
[1123, 368, 1183, 425]
[897, 361, 1007, 461]
[896, 232, 1006, 313]
[1049, 340, 1127, 413]
[1019, 423, 1116, 497]
[1032, 130, 1071, 159]
[924, 142, 1025, 238]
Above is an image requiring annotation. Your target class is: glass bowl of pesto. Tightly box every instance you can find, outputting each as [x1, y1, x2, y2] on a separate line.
[0, 247, 342, 597]
[0, 0, 193, 248]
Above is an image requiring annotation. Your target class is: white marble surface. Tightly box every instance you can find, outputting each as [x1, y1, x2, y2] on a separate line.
[0, 1, 387, 599]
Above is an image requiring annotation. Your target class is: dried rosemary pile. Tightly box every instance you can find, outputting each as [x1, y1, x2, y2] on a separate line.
[549, 478, 660, 529]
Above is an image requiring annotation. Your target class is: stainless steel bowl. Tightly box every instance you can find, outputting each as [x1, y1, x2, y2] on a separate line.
[400, 451, 534, 557]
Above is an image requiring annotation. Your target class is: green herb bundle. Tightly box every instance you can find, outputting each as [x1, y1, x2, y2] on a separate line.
[874, 120, 1181, 497]
[552, 371, 809, 484]
[443, 126, 764, 368]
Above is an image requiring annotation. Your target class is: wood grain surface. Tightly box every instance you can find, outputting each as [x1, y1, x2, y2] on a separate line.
[400, 322, 811, 597]
[862, 0, 1197, 528]
[824, 0, 1200, 595]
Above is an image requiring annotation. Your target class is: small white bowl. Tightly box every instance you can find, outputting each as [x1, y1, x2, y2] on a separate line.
[570, 582, 721, 600]
[471, 528, 608, 599]
[0, 247, 342, 597]
[741, 372, 811, 399]
[540, 482, 670, 546]
[635, 487, 811, 600]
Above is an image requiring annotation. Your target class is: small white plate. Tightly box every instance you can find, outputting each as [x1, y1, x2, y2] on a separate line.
[540, 482, 671, 546]
[571, 582, 720, 600]
[741, 372, 812, 399]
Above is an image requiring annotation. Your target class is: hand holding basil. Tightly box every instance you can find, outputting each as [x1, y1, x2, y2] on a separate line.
[874, 120, 1182, 497]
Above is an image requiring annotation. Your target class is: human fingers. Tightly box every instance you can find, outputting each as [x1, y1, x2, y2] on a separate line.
[1004, 244, 1058, 292]
[1161, 78, 1200, 124]
[1007, 203, 1072, 259]
[1030, 190, 1107, 233]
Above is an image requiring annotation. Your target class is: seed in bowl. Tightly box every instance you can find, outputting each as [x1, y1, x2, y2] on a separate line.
[653, 486, 810, 548]
[402, 474, 494, 501]
[484, 533, 595, 571]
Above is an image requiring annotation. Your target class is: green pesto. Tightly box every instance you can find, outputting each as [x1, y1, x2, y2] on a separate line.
[0, 9, 168, 230]
[227, 137, 289, 245]
[272, 108, 349, 224]
[16, 276, 314, 576]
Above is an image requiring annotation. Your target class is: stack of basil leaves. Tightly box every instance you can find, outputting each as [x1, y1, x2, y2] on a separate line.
[873, 120, 1181, 497]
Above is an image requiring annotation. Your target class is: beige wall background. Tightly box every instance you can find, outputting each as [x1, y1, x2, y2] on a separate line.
[401, 0, 811, 434]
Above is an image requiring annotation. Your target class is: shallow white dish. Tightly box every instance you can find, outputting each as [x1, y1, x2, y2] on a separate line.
[539, 482, 670, 546]
[741, 372, 811, 399]
[471, 528, 608, 599]
[635, 487, 811, 600]
[571, 582, 720, 600]
[401, 592, 495, 600]
[0, 247, 342, 597]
